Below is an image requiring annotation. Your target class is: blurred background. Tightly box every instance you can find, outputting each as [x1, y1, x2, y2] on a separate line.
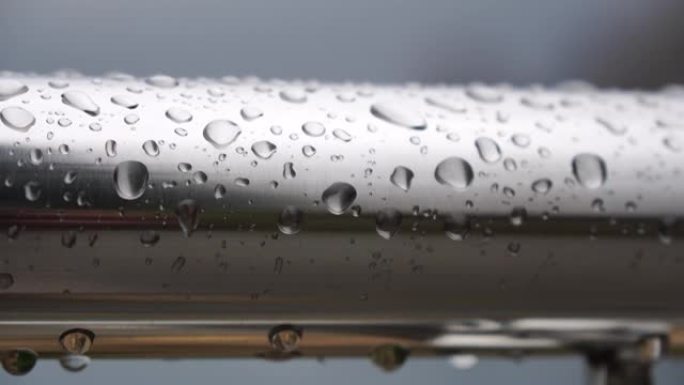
[1, 0, 683, 382]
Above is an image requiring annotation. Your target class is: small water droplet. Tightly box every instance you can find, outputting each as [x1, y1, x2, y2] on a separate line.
[61, 231, 77, 248]
[140, 230, 160, 247]
[302, 145, 316, 157]
[322, 182, 357, 215]
[370, 345, 408, 372]
[146, 74, 178, 88]
[278, 206, 304, 235]
[142, 140, 160, 157]
[175, 199, 199, 237]
[165, 107, 193, 123]
[302, 121, 326, 137]
[1, 106, 35, 132]
[23, 181, 42, 202]
[390, 166, 414, 192]
[279, 89, 307, 103]
[59, 355, 90, 373]
[572, 153, 607, 189]
[203, 120, 241, 148]
[511, 133, 531, 148]
[435, 157, 474, 190]
[171, 256, 186, 272]
[214, 184, 227, 199]
[509, 207, 527, 226]
[29, 148, 43, 166]
[111, 95, 138, 109]
[465, 85, 502, 103]
[252, 140, 277, 159]
[333, 128, 352, 142]
[0, 273, 14, 289]
[113, 161, 149, 200]
[283, 162, 296, 179]
[241, 106, 264, 121]
[370, 102, 426, 130]
[531, 178, 552, 194]
[105, 140, 117, 157]
[61, 91, 100, 116]
[375, 208, 402, 239]
[59, 329, 94, 354]
[475, 137, 502, 163]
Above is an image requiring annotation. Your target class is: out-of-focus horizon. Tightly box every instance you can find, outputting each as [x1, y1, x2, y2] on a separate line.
[1, 0, 683, 88]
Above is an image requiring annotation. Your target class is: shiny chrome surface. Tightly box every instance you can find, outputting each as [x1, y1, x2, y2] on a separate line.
[0, 73, 683, 360]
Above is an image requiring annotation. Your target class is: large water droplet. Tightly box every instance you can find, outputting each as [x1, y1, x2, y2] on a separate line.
[2, 349, 37, 376]
[176, 199, 199, 237]
[390, 166, 414, 192]
[61, 91, 100, 116]
[572, 153, 607, 189]
[251, 140, 277, 159]
[1, 106, 35, 132]
[0, 79, 28, 101]
[203, 120, 241, 148]
[302, 121, 326, 137]
[370, 102, 426, 130]
[278, 206, 303, 235]
[475, 137, 502, 163]
[375, 208, 402, 239]
[435, 157, 474, 190]
[322, 182, 357, 215]
[113, 161, 149, 200]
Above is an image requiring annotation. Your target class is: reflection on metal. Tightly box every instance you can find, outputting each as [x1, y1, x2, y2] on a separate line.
[0, 73, 683, 382]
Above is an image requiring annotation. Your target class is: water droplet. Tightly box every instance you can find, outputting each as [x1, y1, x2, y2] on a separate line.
[214, 184, 227, 199]
[503, 158, 517, 171]
[283, 162, 296, 179]
[29, 148, 43, 166]
[302, 145, 316, 157]
[322, 182, 357, 215]
[113, 161, 149, 200]
[269, 325, 302, 353]
[370, 102, 426, 130]
[23, 181, 42, 202]
[171, 256, 186, 272]
[61, 231, 77, 248]
[390, 166, 414, 192]
[278, 206, 304, 235]
[241, 106, 264, 121]
[59, 329, 94, 354]
[0, 273, 14, 289]
[302, 121, 326, 137]
[465, 85, 502, 103]
[509, 207, 527, 226]
[192, 171, 207, 184]
[663, 135, 682, 153]
[0, 79, 28, 101]
[1, 106, 35, 132]
[59, 355, 90, 373]
[279, 89, 307, 103]
[142, 140, 160, 157]
[511, 134, 531, 148]
[444, 218, 470, 241]
[140, 230, 160, 247]
[176, 199, 199, 237]
[105, 140, 117, 157]
[596, 117, 627, 135]
[235, 177, 250, 187]
[591, 198, 605, 212]
[370, 345, 408, 372]
[146, 74, 178, 88]
[251, 140, 277, 159]
[435, 157, 474, 190]
[61, 91, 100, 116]
[333, 128, 352, 142]
[475, 137, 502, 163]
[572, 153, 607, 189]
[531, 178, 552, 194]
[48, 79, 69, 89]
[507, 241, 521, 256]
[425, 97, 466, 113]
[110, 94, 138, 109]
[1, 349, 37, 376]
[203, 120, 241, 148]
[375, 208, 402, 239]
[165, 107, 193, 123]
